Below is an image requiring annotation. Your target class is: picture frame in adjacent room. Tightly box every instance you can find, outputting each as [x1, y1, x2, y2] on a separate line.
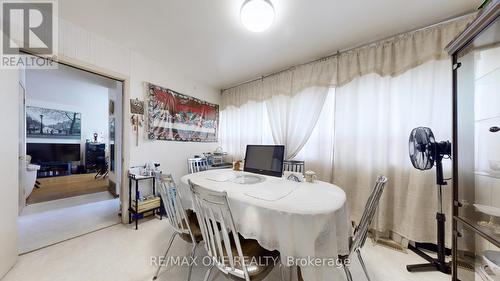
[146, 83, 219, 142]
[26, 106, 82, 139]
[109, 117, 115, 141]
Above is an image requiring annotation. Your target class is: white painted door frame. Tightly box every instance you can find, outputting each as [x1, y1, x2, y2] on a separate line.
[18, 68, 27, 214]
[19, 50, 131, 224]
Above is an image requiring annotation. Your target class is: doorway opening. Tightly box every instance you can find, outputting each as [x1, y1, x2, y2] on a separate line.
[18, 55, 124, 254]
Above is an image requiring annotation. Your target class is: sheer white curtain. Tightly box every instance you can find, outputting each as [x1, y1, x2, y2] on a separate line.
[221, 57, 337, 162]
[328, 15, 474, 243]
[333, 59, 453, 243]
[219, 81, 273, 160]
[264, 83, 331, 160]
[294, 88, 336, 181]
[264, 58, 337, 160]
[220, 84, 334, 168]
[220, 86, 336, 181]
[219, 15, 474, 244]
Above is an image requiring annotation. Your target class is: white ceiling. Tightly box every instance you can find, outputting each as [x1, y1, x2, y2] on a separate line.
[59, 0, 481, 89]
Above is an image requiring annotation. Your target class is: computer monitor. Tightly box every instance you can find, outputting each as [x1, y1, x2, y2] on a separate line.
[244, 145, 285, 177]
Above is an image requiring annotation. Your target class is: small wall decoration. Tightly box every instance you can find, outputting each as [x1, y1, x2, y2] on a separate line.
[26, 106, 81, 139]
[109, 100, 115, 115]
[131, 114, 143, 146]
[147, 83, 218, 142]
[130, 98, 144, 115]
[129, 98, 145, 146]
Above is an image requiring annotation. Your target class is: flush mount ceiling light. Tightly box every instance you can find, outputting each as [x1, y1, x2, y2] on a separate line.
[240, 0, 275, 32]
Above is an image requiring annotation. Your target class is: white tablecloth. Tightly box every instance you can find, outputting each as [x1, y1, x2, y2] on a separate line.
[180, 169, 350, 281]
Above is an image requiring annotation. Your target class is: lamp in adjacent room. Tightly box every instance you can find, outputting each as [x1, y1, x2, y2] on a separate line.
[240, 0, 275, 32]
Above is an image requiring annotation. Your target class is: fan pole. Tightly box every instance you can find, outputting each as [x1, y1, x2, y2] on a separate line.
[406, 155, 451, 274]
[438, 185, 443, 214]
[436, 184, 447, 269]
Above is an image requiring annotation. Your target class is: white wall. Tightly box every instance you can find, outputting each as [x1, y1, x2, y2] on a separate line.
[0, 17, 220, 277]
[0, 52, 19, 278]
[56, 18, 220, 220]
[127, 55, 220, 180]
[57, 18, 220, 179]
[26, 64, 110, 150]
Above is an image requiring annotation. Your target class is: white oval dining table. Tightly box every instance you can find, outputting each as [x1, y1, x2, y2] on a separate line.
[180, 169, 350, 281]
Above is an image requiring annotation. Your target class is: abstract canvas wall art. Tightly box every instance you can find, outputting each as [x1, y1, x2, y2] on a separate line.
[147, 83, 218, 142]
[26, 106, 82, 139]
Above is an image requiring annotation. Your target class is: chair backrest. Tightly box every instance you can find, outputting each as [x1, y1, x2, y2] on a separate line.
[350, 175, 388, 252]
[188, 180, 251, 281]
[187, 158, 209, 174]
[283, 160, 305, 174]
[156, 173, 193, 238]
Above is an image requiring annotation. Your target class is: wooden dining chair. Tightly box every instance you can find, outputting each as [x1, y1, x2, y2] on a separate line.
[153, 173, 203, 281]
[341, 175, 388, 281]
[188, 180, 282, 281]
[283, 160, 305, 174]
[187, 157, 209, 174]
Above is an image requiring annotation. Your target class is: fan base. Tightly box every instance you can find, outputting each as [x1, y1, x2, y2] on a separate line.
[407, 262, 451, 274]
[406, 243, 451, 274]
[407, 212, 450, 274]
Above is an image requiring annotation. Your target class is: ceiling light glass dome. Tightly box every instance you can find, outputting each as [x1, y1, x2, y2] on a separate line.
[240, 0, 275, 32]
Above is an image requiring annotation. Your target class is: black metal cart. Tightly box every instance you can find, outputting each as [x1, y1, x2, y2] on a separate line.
[128, 174, 161, 230]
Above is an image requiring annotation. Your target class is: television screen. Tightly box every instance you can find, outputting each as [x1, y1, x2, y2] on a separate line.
[27, 143, 81, 163]
[244, 145, 285, 177]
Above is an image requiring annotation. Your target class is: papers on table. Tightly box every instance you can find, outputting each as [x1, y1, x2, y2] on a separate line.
[231, 175, 265, 185]
[204, 171, 299, 201]
[205, 172, 236, 182]
[244, 181, 299, 201]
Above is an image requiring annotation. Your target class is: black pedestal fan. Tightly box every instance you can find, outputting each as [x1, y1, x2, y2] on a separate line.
[406, 127, 452, 274]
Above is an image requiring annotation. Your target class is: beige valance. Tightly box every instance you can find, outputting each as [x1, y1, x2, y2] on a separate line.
[221, 79, 264, 109]
[222, 14, 476, 107]
[222, 56, 337, 109]
[336, 14, 476, 86]
[289, 55, 338, 94]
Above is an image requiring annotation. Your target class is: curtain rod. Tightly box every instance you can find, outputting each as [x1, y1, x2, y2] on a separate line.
[221, 10, 477, 92]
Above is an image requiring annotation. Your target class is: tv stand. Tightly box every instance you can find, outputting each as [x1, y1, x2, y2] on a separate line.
[37, 162, 72, 178]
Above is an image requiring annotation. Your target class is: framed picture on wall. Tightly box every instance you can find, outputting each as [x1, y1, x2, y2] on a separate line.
[26, 106, 81, 139]
[147, 83, 218, 142]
